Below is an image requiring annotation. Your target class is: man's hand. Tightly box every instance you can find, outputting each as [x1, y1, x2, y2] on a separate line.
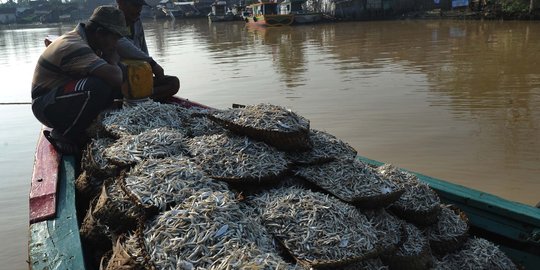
[151, 61, 165, 78]
[102, 50, 120, 65]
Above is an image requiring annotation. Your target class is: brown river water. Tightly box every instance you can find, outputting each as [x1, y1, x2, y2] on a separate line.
[1, 18, 539, 268]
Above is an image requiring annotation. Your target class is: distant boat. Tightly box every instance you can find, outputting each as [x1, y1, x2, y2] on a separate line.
[279, 0, 322, 24]
[158, 0, 185, 18]
[208, 0, 235, 22]
[244, 1, 294, 27]
[157, 0, 201, 18]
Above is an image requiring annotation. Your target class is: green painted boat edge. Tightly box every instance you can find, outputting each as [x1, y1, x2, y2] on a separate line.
[28, 156, 85, 270]
[357, 156, 540, 233]
[357, 155, 540, 268]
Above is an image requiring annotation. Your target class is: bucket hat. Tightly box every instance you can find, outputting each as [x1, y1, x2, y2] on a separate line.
[89, 5, 129, 36]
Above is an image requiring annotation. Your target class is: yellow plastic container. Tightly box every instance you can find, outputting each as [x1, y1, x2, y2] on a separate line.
[121, 60, 153, 99]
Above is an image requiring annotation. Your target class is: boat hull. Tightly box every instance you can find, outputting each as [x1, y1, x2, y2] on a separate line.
[245, 14, 294, 26]
[208, 14, 235, 22]
[292, 13, 322, 24]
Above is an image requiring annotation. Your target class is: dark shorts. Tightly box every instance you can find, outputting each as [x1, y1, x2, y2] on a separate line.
[32, 77, 118, 138]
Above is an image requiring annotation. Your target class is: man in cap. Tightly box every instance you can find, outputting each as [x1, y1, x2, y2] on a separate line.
[31, 5, 128, 154]
[116, 0, 180, 100]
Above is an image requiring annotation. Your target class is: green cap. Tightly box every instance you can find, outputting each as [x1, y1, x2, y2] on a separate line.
[89, 5, 129, 37]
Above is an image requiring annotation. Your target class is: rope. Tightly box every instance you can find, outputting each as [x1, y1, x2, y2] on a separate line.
[0, 102, 32, 105]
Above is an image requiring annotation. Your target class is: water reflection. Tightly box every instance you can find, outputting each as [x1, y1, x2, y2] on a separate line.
[2, 19, 540, 270]
[2, 19, 538, 206]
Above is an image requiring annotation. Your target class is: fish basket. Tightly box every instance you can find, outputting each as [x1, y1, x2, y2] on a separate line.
[271, 235, 381, 270]
[286, 129, 358, 166]
[81, 138, 118, 178]
[189, 133, 290, 188]
[98, 250, 113, 270]
[80, 201, 112, 251]
[293, 159, 404, 209]
[381, 223, 433, 270]
[341, 258, 389, 270]
[207, 113, 312, 152]
[75, 170, 107, 203]
[259, 187, 383, 270]
[427, 205, 469, 256]
[347, 189, 406, 209]
[366, 209, 406, 255]
[296, 253, 379, 270]
[390, 204, 441, 227]
[118, 175, 161, 216]
[104, 236, 148, 270]
[92, 180, 143, 233]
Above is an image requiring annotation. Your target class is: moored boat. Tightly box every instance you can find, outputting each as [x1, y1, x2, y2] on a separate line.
[279, 0, 323, 24]
[208, 0, 235, 22]
[28, 97, 540, 269]
[244, 1, 294, 27]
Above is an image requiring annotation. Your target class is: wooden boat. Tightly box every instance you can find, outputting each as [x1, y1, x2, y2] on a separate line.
[208, 0, 235, 22]
[243, 1, 294, 27]
[279, 0, 323, 24]
[28, 97, 540, 269]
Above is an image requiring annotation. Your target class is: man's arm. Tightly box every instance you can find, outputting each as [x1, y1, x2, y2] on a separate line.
[117, 37, 164, 77]
[90, 51, 123, 88]
[117, 37, 153, 61]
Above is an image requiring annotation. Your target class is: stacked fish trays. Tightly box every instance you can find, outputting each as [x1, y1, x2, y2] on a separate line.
[76, 100, 517, 270]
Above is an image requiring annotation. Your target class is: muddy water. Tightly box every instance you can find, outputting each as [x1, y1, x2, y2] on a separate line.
[1, 18, 539, 268]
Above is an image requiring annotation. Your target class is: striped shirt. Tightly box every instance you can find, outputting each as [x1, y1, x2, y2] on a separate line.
[31, 23, 107, 99]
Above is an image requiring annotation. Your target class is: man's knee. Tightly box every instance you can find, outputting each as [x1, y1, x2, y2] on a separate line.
[154, 75, 180, 97]
[161, 75, 180, 93]
[84, 77, 116, 100]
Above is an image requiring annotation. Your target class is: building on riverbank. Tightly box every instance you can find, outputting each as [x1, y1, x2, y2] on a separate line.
[0, 7, 16, 24]
[1, 0, 539, 24]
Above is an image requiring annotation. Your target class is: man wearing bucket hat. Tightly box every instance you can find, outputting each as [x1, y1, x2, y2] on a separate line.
[116, 0, 180, 100]
[31, 6, 128, 154]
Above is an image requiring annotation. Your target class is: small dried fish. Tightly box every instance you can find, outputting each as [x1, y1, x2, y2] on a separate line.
[378, 164, 441, 225]
[249, 186, 380, 265]
[81, 137, 117, 177]
[433, 237, 516, 270]
[124, 156, 229, 210]
[286, 129, 357, 165]
[101, 99, 190, 137]
[212, 103, 309, 133]
[104, 127, 189, 166]
[294, 159, 402, 207]
[188, 133, 289, 182]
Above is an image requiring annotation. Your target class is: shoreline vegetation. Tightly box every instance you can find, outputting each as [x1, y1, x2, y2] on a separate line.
[1, 0, 540, 27]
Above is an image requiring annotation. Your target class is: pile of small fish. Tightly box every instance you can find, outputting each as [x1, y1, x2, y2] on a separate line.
[76, 100, 517, 270]
[104, 127, 189, 166]
[378, 164, 442, 225]
[285, 129, 358, 165]
[365, 209, 403, 252]
[294, 158, 403, 208]
[247, 186, 380, 266]
[101, 100, 191, 138]
[123, 156, 228, 210]
[211, 103, 310, 133]
[81, 137, 117, 177]
[383, 222, 432, 269]
[425, 205, 469, 255]
[433, 237, 517, 270]
[187, 133, 289, 182]
[208, 103, 311, 151]
[90, 180, 142, 232]
[140, 190, 292, 269]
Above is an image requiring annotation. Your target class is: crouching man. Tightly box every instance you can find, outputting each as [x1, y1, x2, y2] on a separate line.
[31, 6, 128, 154]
